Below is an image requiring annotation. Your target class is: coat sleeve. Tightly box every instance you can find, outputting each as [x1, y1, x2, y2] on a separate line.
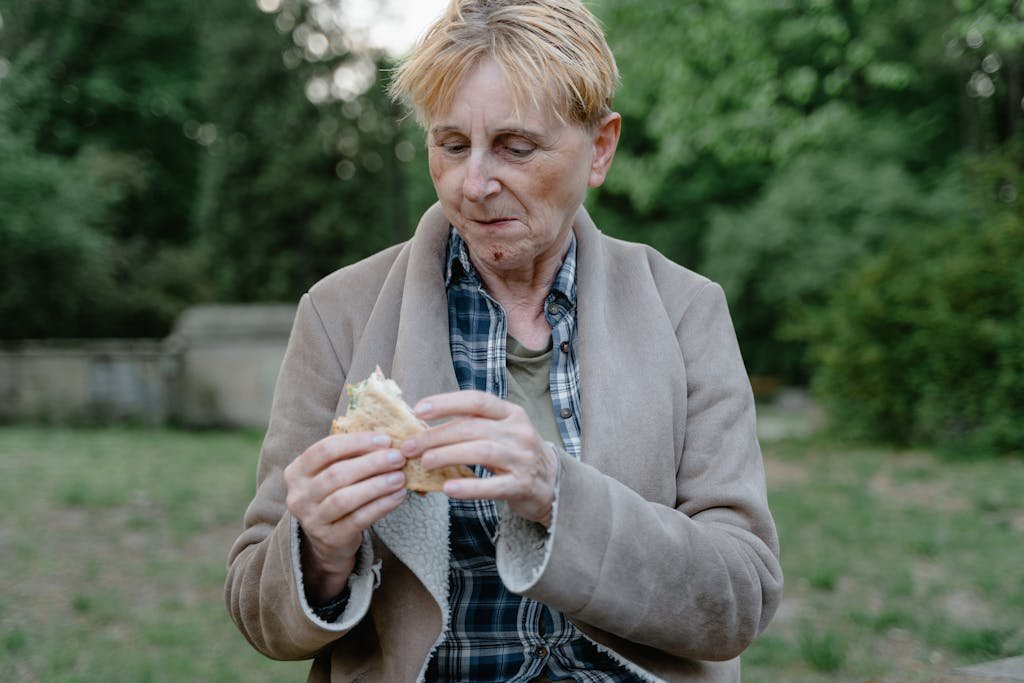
[224, 293, 376, 660]
[496, 282, 783, 662]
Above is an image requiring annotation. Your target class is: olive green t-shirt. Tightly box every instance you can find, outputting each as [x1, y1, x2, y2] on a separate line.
[505, 335, 566, 452]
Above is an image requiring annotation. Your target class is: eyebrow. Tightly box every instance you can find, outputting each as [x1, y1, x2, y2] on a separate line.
[429, 125, 548, 141]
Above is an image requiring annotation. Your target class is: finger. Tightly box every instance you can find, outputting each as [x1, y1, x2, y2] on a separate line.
[413, 390, 514, 421]
[313, 470, 408, 528]
[426, 440, 555, 483]
[442, 471, 551, 506]
[442, 471, 517, 498]
[419, 438, 504, 472]
[302, 484, 408, 564]
[293, 431, 393, 478]
[333, 486, 409, 538]
[443, 471, 555, 527]
[403, 417, 501, 458]
[309, 448, 406, 502]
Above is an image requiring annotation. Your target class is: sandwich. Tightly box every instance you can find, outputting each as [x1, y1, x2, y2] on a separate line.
[331, 367, 475, 493]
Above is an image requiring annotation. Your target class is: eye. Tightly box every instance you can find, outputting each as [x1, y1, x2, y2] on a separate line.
[432, 134, 469, 156]
[500, 136, 536, 159]
[442, 142, 468, 155]
[504, 145, 535, 158]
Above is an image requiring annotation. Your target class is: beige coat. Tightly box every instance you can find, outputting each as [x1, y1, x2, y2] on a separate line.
[225, 204, 783, 682]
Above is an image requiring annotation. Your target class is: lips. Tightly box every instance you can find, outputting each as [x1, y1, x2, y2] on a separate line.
[472, 216, 516, 226]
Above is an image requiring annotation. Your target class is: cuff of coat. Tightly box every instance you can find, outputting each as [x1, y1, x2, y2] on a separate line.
[290, 517, 376, 631]
[495, 443, 567, 594]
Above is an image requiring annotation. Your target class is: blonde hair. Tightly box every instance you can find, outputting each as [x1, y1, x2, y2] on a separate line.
[388, 0, 619, 130]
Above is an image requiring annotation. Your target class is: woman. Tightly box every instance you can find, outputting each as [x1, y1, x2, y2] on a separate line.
[226, 1, 782, 681]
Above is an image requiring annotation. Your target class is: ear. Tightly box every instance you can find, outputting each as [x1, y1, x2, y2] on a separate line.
[588, 112, 622, 188]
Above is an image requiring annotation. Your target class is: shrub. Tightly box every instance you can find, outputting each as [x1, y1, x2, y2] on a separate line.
[702, 105, 963, 381]
[803, 166, 1024, 453]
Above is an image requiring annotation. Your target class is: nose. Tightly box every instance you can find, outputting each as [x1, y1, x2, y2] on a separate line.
[462, 151, 500, 202]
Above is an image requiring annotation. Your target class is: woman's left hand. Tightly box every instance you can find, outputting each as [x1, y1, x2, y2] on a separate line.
[401, 390, 558, 527]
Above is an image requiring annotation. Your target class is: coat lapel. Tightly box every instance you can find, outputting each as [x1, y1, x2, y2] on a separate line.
[348, 204, 458, 620]
[573, 209, 684, 502]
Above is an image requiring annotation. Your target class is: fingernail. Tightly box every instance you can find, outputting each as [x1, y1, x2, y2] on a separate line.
[414, 401, 432, 414]
[372, 434, 390, 446]
[401, 439, 417, 453]
[390, 488, 407, 500]
[387, 472, 404, 486]
[444, 481, 460, 495]
[387, 450, 403, 465]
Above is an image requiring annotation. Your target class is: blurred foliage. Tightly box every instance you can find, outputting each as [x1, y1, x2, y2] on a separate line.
[592, 0, 1023, 450]
[0, 0, 431, 336]
[0, 0, 209, 338]
[802, 139, 1024, 452]
[0, 83, 120, 338]
[701, 106, 967, 380]
[596, 0, 966, 376]
[194, 0, 431, 302]
[593, 0, 960, 260]
[1, 0, 1022, 449]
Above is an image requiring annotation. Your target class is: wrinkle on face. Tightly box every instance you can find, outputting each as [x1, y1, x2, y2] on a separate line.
[427, 58, 598, 289]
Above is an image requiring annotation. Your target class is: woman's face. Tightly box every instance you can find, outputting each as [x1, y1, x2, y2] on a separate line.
[427, 58, 618, 280]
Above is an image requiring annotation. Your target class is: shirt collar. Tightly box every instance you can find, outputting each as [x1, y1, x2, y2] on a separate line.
[444, 226, 577, 306]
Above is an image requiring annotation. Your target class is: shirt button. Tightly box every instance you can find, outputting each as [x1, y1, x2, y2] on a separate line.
[534, 645, 549, 658]
[559, 408, 572, 419]
[547, 304, 559, 315]
[559, 341, 570, 353]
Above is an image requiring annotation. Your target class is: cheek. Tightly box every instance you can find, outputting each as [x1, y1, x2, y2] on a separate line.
[427, 155, 443, 185]
[519, 159, 588, 215]
[529, 175, 584, 218]
[429, 158, 461, 202]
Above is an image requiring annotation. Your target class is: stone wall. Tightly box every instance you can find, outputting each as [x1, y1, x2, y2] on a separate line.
[0, 339, 169, 425]
[0, 304, 296, 429]
[165, 304, 296, 428]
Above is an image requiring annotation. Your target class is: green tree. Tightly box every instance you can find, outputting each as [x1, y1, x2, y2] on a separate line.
[788, 3, 1024, 449]
[804, 141, 1024, 452]
[594, 0, 959, 262]
[702, 106, 967, 379]
[0, 0, 209, 337]
[0, 77, 120, 338]
[194, 0, 431, 302]
[947, 0, 1024, 148]
[592, 0, 1007, 380]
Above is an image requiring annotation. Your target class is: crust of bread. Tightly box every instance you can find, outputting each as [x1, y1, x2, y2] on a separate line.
[330, 368, 474, 493]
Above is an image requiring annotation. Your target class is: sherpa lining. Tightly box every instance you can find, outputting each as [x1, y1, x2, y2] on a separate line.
[370, 489, 452, 683]
[290, 519, 376, 631]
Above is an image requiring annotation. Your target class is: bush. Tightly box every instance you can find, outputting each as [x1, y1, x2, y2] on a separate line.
[803, 168, 1024, 453]
[702, 105, 962, 381]
[0, 105, 122, 338]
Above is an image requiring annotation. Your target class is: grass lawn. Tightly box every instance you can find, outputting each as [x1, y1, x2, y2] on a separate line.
[745, 423, 1024, 681]
[1, 422, 1022, 681]
[0, 426, 307, 682]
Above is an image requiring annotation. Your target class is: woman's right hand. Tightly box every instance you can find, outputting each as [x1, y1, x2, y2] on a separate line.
[283, 432, 407, 603]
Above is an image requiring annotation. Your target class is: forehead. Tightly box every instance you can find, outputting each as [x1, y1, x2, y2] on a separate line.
[430, 59, 557, 132]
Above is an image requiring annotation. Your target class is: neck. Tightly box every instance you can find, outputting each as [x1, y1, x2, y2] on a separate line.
[477, 267, 556, 350]
[470, 233, 571, 349]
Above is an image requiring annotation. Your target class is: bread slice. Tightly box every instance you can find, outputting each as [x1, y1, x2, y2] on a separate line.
[331, 368, 474, 493]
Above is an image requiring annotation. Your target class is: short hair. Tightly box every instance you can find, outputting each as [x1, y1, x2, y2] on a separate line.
[388, 0, 619, 131]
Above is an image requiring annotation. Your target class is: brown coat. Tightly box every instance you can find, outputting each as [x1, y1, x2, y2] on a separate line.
[225, 204, 783, 682]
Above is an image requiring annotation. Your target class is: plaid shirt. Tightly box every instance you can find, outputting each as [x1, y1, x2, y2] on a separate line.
[424, 228, 638, 682]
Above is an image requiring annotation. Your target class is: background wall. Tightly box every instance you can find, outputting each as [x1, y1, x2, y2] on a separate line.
[0, 305, 295, 428]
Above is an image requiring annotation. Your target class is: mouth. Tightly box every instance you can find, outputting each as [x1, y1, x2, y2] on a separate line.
[472, 216, 517, 227]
